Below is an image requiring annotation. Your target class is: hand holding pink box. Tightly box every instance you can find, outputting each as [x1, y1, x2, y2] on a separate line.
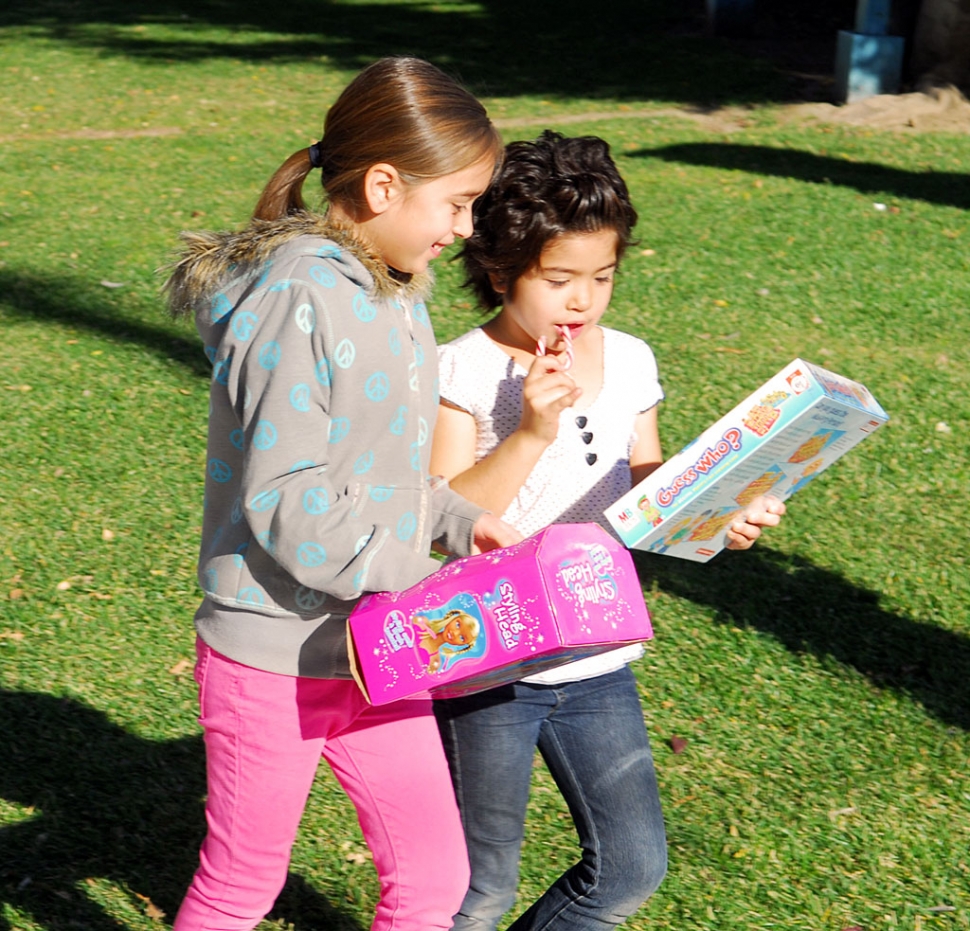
[348, 523, 652, 705]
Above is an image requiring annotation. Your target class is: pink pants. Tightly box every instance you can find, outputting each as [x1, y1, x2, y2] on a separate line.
[174, 639, 469, 931]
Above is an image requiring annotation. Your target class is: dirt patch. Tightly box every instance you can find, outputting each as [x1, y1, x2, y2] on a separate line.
[495, 84, 970, 136]
[782, 83, 970, 133]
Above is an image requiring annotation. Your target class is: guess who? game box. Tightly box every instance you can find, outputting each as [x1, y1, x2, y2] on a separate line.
[604, 359, 889, 563]
[348, 523, 653, 704]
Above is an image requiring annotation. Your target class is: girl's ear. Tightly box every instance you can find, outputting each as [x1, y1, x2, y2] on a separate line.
[488, 272, 507, 295]
[363, 163, 403, 215]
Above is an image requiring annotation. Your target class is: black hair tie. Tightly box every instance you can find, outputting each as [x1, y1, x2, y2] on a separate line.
[308, 141, 325, 169]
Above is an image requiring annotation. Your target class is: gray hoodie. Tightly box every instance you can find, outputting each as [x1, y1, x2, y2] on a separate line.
[166, 212, 484, 678]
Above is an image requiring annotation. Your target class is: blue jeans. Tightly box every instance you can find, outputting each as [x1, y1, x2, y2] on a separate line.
[434, 665, 667, 931]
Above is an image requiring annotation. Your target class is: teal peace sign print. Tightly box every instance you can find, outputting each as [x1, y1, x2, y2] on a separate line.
[259, 341, 282, 370]
[397, 512, 417, 541]
[295, 586, 328, 612]
[232, 310, 258, 341]
[365, 372, 390, 402]
[389, 406, 407, 436]
[252, 420, 278, 451]
[412, 302, 430, 327]
[353, 291, 377, 322]
[250, 489, 280, 512]
[310, 264, 337, 288]
[211, 293, 233, 323]
[315, 358, 331, 387]
[329, 417, 350, 443]
[208, 459, 232, 483]
[297, 542, 327, 568]
[290, 383, 312, 413]
[303, 487, 330, 515]
[353, 451, 374, 475]
[213, 358, 230, 386]
[237, 587, 265, 607]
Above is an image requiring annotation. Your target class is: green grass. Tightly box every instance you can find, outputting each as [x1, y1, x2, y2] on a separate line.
[2, 2, 969, 930]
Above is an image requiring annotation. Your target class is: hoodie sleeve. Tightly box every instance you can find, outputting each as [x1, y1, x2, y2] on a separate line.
[429, 477, 486, 557]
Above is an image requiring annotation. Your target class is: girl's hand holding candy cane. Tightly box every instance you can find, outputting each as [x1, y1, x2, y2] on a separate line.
[521, 330, 581, 446]
[536, 325, 574, 370]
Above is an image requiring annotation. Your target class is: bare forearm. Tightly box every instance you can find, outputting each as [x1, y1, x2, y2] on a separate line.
[446, 431, 549, 519]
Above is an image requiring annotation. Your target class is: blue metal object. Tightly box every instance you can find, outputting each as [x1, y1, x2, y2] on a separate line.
[834, 30, 906, 102]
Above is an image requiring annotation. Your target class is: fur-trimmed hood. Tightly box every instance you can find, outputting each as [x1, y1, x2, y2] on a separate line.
[163, 210, 433, 319]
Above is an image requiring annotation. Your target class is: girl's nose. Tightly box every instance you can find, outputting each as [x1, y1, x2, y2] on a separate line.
[453, 211, 474, 240]
[570, 282, 593, 311]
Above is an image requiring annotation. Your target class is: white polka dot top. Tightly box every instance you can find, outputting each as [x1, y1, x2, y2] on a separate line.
[438, 325, 664, 684]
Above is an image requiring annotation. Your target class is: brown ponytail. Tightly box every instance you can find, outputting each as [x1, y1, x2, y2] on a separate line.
[251, 57, 501, 223]
[252, 148, 316, 221]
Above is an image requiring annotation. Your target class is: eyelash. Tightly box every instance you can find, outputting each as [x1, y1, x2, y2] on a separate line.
[548, 277, 614, 287]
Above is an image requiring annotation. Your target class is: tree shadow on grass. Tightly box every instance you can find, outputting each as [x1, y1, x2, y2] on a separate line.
[0, 690, 365, 931]
[0, 268, 209, 379]
[635, 142, 970, 212]
[0, 0, 839, 106]
[637, 546, 970, 731]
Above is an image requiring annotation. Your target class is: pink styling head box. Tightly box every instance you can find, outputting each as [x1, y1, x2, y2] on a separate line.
[348, 523, 653, 704]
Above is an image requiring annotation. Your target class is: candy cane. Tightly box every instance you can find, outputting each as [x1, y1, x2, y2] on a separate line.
[536, 326, 574, 371]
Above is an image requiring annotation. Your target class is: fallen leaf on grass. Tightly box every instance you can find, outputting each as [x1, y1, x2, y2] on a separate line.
[0, 631, 25, 641]
[135, 892, 166, 920]
[169, 658, 192, 676]
[102, 528, 115, 541]
[669, 736, 688, 754]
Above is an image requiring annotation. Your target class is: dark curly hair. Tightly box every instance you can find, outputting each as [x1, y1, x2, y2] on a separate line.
[461, 130, 638, 310]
